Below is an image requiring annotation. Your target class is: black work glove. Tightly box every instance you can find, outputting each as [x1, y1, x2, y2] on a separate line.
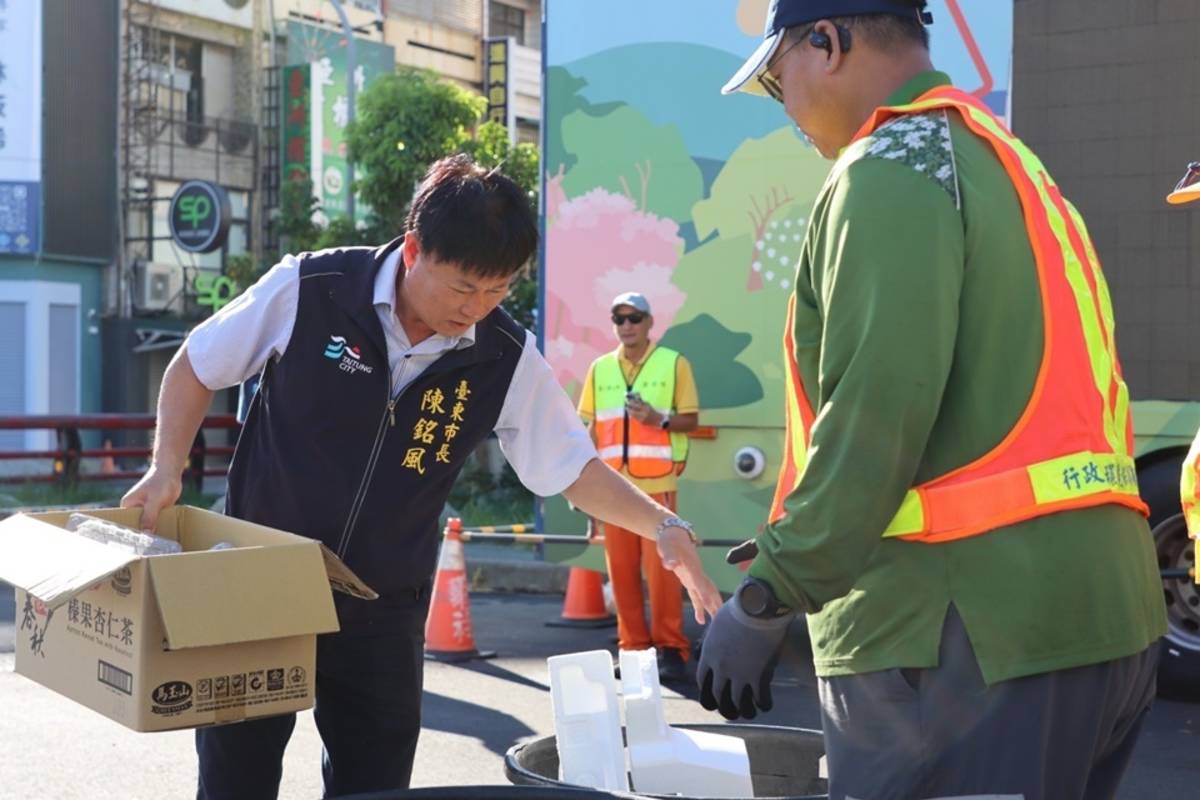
[696, 595, 795, 720]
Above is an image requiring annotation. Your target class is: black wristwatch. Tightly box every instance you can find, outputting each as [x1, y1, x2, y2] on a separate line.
[735, 576, 792, 619]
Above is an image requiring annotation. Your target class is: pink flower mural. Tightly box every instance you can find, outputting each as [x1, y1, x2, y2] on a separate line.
[544, 187, 686, 398]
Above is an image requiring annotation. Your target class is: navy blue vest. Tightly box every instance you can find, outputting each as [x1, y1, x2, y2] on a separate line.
[226, 239, 525, 594]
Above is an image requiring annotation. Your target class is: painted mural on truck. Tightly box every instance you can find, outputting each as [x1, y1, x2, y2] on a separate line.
[542, 0, 1015, 544]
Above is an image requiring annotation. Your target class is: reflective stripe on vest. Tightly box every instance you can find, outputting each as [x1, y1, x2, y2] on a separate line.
[770, 86, 1147, 543]
[593, 346, 689, 478]
[1181, 431, 1200, 536]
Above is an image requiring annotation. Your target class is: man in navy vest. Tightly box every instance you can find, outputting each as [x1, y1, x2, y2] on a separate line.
[122, 155, 721, 799]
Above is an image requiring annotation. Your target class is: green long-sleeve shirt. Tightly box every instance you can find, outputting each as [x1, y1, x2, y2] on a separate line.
[749, 72, 1166, 684]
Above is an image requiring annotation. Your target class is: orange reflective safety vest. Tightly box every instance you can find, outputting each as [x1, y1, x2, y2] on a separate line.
[593, 346, 689, 479]
[770, 86, 1148, 543]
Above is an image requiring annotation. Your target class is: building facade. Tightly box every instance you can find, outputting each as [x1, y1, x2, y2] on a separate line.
[0, 0, 542, 473]
[1012, 0, 1200, 400]
[0, 0, 115, 463]
[107, 0, 543, 432]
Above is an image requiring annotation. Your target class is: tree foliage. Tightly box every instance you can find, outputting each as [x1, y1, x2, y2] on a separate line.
[346, 66, 487, 233]
[463, 120, 541, 329]
[464, 120, 540, 208]
[278, 177, 375, 254]
[268, 71, 542, 332]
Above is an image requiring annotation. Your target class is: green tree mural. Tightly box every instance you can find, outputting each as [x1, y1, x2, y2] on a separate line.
[660, 314, 763, 409]
[560, 105, 704, 223]
[691, 128, 829, 290]
[670, 233, 789, 426]
[544, 66, 624, 175]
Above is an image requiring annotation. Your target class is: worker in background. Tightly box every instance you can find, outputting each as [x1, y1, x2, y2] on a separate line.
[1168, 164, 1200, 553]
[578, 292, 700, 683]
[698, 2, 1166, 798]
[121, 156, 721, 800]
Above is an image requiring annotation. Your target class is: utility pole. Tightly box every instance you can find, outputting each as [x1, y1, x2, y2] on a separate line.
[328, 0, 355, 222]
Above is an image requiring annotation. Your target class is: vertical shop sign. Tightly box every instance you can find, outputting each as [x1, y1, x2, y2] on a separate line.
[0, 0, 43, 254]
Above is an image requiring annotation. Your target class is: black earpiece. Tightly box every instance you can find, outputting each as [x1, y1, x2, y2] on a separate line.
[809, 25, 852, 55]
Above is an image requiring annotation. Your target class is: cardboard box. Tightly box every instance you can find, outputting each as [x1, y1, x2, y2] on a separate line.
[0, 505, 376, 732]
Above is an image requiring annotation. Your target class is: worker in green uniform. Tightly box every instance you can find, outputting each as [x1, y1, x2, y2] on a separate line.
[698, 2, 1167, 798]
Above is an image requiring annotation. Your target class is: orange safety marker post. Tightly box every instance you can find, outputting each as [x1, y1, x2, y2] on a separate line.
[99, 439, 116, 475]
[546, 567, 616, 628]
[425, 518, 497, 662]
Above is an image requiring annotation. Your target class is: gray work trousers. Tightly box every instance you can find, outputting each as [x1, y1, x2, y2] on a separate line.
[818, 607, 1158, 800]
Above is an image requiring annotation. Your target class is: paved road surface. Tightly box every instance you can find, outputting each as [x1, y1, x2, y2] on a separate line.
[1, 589, 1196, 798]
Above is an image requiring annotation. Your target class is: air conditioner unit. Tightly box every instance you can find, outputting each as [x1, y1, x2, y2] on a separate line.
[135, 262, 184, 313]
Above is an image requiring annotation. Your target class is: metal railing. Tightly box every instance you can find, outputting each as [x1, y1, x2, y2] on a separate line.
[0, 415, 240, 489]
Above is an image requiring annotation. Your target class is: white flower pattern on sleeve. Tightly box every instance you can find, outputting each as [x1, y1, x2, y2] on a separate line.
[856, 110, 960, 207]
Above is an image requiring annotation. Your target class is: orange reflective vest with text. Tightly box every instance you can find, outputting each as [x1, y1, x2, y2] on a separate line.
[770, 86, 1147, 543]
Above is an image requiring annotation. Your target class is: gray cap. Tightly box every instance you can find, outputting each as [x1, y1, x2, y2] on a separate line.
[610, 291, 651, 314]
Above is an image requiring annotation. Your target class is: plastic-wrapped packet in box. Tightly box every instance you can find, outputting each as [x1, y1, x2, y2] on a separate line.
[66, 513, 183, 556]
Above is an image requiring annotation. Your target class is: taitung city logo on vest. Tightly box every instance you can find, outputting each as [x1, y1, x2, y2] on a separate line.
[323, 335, 374, 375]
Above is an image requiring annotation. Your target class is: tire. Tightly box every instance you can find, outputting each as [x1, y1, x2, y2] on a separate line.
[1151, 513, 1200, 699]
[1138, 457, 1200, 699]
[1138, 455, 1187, 528]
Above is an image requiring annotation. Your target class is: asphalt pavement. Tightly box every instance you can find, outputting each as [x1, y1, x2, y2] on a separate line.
[0, 587, 1197, 798]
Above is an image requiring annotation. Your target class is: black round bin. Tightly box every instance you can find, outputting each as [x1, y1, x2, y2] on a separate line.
[505, 723, 829, 800]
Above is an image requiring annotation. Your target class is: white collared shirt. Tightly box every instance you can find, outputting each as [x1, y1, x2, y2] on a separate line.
[186, 250, 597, 497]
[370, 247, 475, 396]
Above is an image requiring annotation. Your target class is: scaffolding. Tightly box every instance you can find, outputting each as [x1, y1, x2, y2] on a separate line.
[261, 65, 282, 256]
[118, 0, 164, 319]
[117, 0, 264, 320]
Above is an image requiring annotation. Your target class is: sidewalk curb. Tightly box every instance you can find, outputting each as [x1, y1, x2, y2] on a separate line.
[468, 558, 569, 594]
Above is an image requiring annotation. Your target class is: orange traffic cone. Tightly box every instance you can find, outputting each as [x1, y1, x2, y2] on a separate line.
[546, 567, 617, 628]
[424, 518, 497, 662]
[99, 439, 116, 475]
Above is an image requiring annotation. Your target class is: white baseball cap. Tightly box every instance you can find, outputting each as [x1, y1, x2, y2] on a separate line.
[610, 292, 651, 314]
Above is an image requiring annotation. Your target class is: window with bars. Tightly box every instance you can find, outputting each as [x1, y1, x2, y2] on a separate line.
[489, 2, 526, 45]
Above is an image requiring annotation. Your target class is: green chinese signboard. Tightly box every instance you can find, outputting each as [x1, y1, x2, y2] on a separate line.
[282, 63, 312, 186]
[284, 21, 395, 226]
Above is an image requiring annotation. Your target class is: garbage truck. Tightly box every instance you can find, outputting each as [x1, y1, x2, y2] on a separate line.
[535, 0, 1200, 696]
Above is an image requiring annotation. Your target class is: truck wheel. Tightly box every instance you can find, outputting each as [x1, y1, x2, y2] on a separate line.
[1138, 454, 1187, 528]
[1151, 513, 1200, 699]
[1136, 456, 1200, 699]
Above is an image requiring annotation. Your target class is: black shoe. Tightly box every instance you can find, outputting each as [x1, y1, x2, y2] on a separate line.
[657, 649, 687, 683]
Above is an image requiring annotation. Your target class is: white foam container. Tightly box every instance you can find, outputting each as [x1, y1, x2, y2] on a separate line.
[547, 649, 629, 791]
[620, 648, 754, 797]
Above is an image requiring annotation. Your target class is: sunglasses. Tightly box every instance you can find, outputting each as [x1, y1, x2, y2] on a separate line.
[612, 312, 647, 326]
[757, 26, 813, 103]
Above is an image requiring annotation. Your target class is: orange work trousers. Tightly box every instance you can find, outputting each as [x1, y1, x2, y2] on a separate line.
[601, 491, 689, 659]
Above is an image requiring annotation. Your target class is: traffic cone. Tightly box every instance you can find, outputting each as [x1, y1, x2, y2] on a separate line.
[99, 439, 116, 475]
[424, 518, 497, 662]
[545, 567, 617, 628]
